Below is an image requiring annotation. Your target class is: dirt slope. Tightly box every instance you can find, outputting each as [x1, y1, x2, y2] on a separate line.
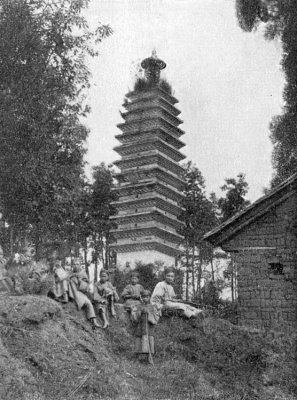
[0, 295, 296, 400]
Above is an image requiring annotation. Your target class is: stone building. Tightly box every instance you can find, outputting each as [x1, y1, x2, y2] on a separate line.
[204, 173, 297, 331]
[110, 52, 185, 268]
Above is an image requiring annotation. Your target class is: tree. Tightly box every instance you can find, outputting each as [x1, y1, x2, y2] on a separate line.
[180, 162, 218, 301]
[0, 0, 112, 255]
[217, 173, 250, 222]
[235, 0, 297, 186]
[88, 163, 118, 274]
[217, 173, 250, 301]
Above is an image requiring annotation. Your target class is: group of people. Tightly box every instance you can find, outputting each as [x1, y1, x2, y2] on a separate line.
[1, 249, 204, 364]
[52, 257, 119, 329]
[52, 262, 204, 363]
[118, 267, 204, 363]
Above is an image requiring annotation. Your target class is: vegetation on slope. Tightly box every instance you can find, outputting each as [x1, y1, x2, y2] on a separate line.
[0, 295, 296, 400]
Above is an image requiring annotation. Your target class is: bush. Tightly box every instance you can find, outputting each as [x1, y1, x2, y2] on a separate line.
[133, 77, 172, 95]
[5, 259, 53, 296]
[113, 263, 183, 300]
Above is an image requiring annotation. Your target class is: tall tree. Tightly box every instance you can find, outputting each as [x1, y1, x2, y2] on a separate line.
[236, 0, 297, 186]
[0, 0, 112, 255]
[217, 173, 250, 222]
[217, 173, 250, 301]
[89, 163, 118, 273]
[180, 162, 218, 301]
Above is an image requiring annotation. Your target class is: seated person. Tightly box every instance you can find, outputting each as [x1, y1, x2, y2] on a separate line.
[93, 269, 119, 329]
[121, 271, 144, 310]
[131, 290, 159, 364]
[52, 259, 69, 303]
[151, 267, 204, 319]
[68, 258, 100, 329]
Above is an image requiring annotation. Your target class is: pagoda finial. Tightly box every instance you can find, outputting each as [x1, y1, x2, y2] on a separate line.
[152, 48, 157, 58]
[141, 50, 166, 84]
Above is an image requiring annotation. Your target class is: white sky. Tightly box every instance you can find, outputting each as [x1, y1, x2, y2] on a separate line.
[84, 0, 284, 201]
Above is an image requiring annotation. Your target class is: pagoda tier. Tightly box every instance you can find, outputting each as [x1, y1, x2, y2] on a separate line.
[115, 128, 185, 150]
[114, 152, 185, 177]
[110, 210, 184, 231]
[115, 166, 185, 191]
[111, 52, 186, 268]
[112, 196, 182, 218]
[114, 138, 186, 162]
[117, 117, 185, 137]
[114, 180, 185, 203]
[124, 91, 180, 116]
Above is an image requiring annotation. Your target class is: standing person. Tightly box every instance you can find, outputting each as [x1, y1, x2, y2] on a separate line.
[93, 269, 119, 329]
[68, 258, 100, 329]
[121, 271, 144, 311]
[131, 290, 159, 364]
[151, 267, 203, 319]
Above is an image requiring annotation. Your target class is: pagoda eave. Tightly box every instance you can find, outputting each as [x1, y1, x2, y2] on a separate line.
[117, 117, 185, 137]
[115, 130, 186, 150]
[111, 196, 185, 218]
[125, 86, 179, 105]
[121, 105, 184, 125]
[113, 141, 186, 162]
[110, 210, 184, 230]
[113, 180, 185, 202]
[109, 241, 182, 258]
[123, 95, 181, 116]
[113, 155, 185, 177]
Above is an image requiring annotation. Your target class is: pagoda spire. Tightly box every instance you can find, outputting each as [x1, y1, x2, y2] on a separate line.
[141, 50, 166, 84]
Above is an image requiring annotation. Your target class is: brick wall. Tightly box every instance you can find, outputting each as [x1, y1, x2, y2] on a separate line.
[223, 194, 297, 331]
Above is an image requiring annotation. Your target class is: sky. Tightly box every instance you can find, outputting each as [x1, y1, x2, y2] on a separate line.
[84, 0, 284, 202]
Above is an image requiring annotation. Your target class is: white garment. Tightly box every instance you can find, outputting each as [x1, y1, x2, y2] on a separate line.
[151, 280, 204, 319]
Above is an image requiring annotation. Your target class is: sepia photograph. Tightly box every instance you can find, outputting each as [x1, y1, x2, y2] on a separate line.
[0, 1, 296, 399]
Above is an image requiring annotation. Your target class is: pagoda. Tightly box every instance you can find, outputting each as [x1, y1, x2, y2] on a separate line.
[110, 51, 186, 269]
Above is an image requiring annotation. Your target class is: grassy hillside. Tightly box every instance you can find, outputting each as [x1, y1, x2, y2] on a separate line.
[0, 295, 296, 400]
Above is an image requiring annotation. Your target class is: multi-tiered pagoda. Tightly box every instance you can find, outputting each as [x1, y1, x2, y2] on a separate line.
[110, 51, 186, 268]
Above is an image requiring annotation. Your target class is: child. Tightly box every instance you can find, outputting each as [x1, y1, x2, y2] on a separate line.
[93, 269, 119, 329]
[131, 290, 159, 364]
[121, 271, 144, 310]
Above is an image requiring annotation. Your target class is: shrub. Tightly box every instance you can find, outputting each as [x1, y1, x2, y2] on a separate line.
[133, 77, 172, 95]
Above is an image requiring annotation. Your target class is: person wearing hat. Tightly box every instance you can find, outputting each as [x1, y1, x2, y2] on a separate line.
[130, 289, 159, 364]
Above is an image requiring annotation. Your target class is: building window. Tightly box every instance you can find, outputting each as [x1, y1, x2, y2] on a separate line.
[269, 262, 284, 275]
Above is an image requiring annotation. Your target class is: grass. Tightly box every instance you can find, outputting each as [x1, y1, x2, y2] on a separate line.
[0, 295, 296, 400]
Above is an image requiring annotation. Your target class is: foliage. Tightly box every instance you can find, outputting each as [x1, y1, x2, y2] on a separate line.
[235, 0, 297, 186]
[4, 257, 54, 296]
[133, 77, 172, 95]
[0, 0, 112, 253]
[71, 163, 118, 271]
[179, 161, 218, 301]
[217, 173, 250, 222]
[1, 293, 296, 400]
[201, 280, 221, 308]
[212, 299, 239, 325]
[113, 262, 183, 300]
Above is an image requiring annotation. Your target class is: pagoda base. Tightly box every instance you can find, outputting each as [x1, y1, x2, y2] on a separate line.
[116, 250, 176, 270]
